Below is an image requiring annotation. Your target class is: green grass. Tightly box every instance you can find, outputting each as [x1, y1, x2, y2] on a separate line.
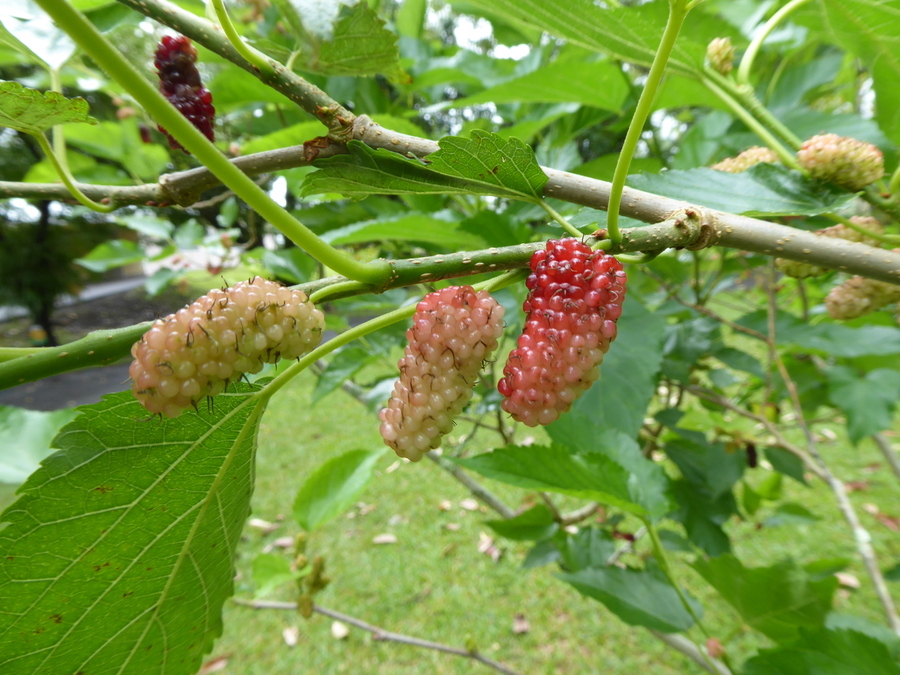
[209, 371, 900, 674]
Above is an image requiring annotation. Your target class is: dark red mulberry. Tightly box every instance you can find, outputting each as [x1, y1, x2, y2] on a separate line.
[154, 35, 215, 153]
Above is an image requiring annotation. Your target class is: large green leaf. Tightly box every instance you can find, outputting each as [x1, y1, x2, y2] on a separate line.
[812, 0, 900, 144]
[827, 367, 900, 444]
[0, 386, 266, 674]
[302, 133, 549, 201]
[301, 141, 479, 199]
[670, 479, 736, 557]
[459, 0, 740, 76]
[454, 443, 655, 516]
[0, 81, 96, 135]
[743, 626, 900, 675]
[74, 239, 144, 273]
[627, 164, 857, 217]
[65, 118, 169, 181]
[427, 130, 549, 201]
[0, 406, 78, 484]
[293, 449, 385, 532]
[692, 554, 837, 643]
[558, 563, 701, 633]
[486, 504, 557, 542]
[664, 428, 744, 500]
[313, 3, 408, 82]
[445, 58, 628, 112]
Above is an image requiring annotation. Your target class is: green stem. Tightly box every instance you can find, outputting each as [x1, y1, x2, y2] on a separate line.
[642, 520, 726, 672]
[0, 347, 43, 363]
[823, 213, 900, 246]
[209, 0, 274, 76]
[701, 77, 801, 170]
[737, 0, 813, 86]
[261, 270, 524, 401]
[606, 0, 690, 247]
[889, 163, 900, 197]
[706, 68, 803, 150]
[34, 0, 387, 285]
[49, 68, 69, 175]
[538, 200, 585, 238]
[34, 132, 116, 212]
[308, 279, 372, 304]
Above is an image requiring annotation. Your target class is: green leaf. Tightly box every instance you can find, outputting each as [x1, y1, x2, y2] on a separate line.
[558, 563, 701, 633]
[427, 130, 549, 201]
[737, 310, 900, 358]
[454, 443, 654, 516]
[670, 479, 736, 557]
[293, 449, 385, 532]
[691, 554, 837, 642]
[260, 248, 317, 284]
[554, 300, 666, 439]
[311, 345, 378, 405]
[459, 0, 740, 77]
[628, 164, 857, 217]
[239, 121, 327, 155]
[765, 503, 822, 527]
[811, 0, 900, 145]
[65, 118, 169, 181]
[0, 406, 78, 484]
[558, 528, 617, 571]
[251, 553, 307, 598]
[486, 504, 557, 542]
[321, 211, 489, 249]
[664, 429, 745, 500]
[445, 58, 628, 112]
[743, 626, 900, 675]
[0, 81, 96, 135]
[302, 135, 548, 201]
[301, 141, 477, 199]
[116, 214, 174, 240]
[74, 239, 144, 273]
[314, 3, 409, 82]
[827, 368, 900, 444]
[764, 447, 809, 486]
[0, 386, 266, 674]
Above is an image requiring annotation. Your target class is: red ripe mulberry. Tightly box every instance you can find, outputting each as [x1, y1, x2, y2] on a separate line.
[498, 239, 626, 427]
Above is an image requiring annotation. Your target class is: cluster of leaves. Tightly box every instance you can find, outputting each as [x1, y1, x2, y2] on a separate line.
[0, 0, 899, 674]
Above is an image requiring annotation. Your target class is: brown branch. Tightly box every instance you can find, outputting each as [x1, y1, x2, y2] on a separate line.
[872, 433, 900, 483]
[232, 599, 523, 675]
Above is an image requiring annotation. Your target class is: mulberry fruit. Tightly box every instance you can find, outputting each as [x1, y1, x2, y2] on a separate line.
[712, 146, 779, 173]
[379, 286, 504, 461]
[706, 37, 735, 75]
[826, 266, 900, 320]
[129, 277, 324, 417]
[154, 35, 215, 153]
[498, 239, 626, 427]
[797, 134, 884, 191]
[776, 216, 885, 278]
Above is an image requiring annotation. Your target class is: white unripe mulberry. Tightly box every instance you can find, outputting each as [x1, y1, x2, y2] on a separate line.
[130, 277, 324, 417]
[379, 286, 504, 461]
[797, 134, 884, 191]
[711, 146, 779, 173]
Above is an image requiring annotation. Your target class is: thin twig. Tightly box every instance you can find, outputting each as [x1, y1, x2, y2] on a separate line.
[559, 502, 601, 527]
[650, 631, 732, 675]
[232, 598, 523, 675]
[764, 265, 900, 634]
[426, 451, 516, 520]
[872, 433, 900, 483]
